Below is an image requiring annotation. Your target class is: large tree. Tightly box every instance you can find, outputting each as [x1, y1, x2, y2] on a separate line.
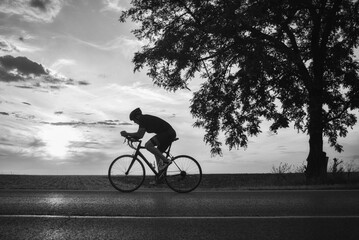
[120, 0, 359, 182]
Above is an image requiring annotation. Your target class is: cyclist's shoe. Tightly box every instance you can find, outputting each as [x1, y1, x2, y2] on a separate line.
[158, 159, 172, 172]
[158, 164, 166, 172]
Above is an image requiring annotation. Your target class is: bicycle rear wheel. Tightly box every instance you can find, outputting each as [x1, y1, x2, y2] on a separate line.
[165, 155, 202, 193]
[108, 155, 145, 192]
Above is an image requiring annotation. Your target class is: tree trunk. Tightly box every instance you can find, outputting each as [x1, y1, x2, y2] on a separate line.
[305, 91, 328, 184]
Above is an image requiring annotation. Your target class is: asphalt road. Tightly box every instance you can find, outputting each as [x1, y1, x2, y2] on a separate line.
[0, 189, 358, 240]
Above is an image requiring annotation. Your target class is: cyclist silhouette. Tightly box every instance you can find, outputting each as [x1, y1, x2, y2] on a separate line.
[121, 108, 177, 172]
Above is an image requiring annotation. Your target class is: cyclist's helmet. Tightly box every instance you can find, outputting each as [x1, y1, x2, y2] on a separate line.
[129, 108, 142, 121]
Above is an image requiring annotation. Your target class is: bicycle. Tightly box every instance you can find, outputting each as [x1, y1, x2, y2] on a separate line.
[108, 136, 202, 193]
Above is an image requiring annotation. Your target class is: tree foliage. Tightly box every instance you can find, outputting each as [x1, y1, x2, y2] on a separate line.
[120, 0, 359, 158]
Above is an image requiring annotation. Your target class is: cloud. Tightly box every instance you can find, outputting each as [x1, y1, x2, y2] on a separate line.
[0, 38, 19, 52]
[101, 0, 129, 13]
[104, 82, 189, 106]
[0, 0, 65, 23]
[76, 112, 93, 116]
[50, 58, 76, 71]
[0, 55, 47, 76]
[0, 29, 42, 53]
[106, 36, 144, 50]
[40, 120, 132, 127]
[68, 141, 101, 149]
[78, 80, 90, 86]
[0, 136, 17, 148]
[28, 138, 46, 148]
[0, 55, 89, 88]
[0, 112, 36, 121]
[30, 0, 50, 11]
[53, 35, 144, 58]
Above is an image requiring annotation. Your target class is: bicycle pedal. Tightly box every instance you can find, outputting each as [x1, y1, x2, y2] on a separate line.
[158, 171, 165, 178]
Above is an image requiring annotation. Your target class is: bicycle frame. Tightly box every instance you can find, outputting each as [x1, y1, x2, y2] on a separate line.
[126, 138, 175, 176]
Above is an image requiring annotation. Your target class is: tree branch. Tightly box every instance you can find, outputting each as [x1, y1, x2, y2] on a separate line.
[324, 101, 351, 123]
[280, 19, 301, 57]
[176, 0, 202, 27]
[320, 0, 342, 52]
[238, 21, 312, 90]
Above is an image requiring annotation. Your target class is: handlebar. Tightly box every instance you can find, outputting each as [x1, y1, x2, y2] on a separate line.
[123, 136, 142, 150]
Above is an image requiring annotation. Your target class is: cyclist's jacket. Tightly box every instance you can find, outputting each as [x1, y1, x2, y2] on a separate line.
[138, 114, 174, 134]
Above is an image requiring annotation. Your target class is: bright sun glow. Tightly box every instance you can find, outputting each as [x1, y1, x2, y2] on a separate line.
[39, 125, 83, 159]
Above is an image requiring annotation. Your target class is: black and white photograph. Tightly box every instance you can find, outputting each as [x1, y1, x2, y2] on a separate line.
[1, 0, 359, 239]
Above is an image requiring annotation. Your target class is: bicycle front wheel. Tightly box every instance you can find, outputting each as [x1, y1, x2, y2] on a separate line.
[165, 155, 202, 193]
[108, 155, 145, 192]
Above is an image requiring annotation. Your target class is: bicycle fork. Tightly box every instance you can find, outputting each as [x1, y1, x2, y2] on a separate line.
[125, 150, 141, 175]
[125, 158, 136, 176]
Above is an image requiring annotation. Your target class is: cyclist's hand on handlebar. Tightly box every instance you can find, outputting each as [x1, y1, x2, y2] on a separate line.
[121, 131, 139, 142]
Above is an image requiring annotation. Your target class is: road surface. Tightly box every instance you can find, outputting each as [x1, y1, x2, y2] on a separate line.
[0, 189, 358, 239]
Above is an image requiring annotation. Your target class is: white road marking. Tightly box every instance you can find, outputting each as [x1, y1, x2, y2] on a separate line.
[1, 215, 358, 219]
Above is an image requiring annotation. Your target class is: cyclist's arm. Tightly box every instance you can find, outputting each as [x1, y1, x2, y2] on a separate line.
[123, 127, 145, 139]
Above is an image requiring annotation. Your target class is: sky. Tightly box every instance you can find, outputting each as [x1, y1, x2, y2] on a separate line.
[1, 0, 359, 175]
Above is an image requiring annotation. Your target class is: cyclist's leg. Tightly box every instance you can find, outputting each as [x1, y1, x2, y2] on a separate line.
[146, 130, 176, 167]
[156, 129, 176, 154]
[145, 136, 168, 166]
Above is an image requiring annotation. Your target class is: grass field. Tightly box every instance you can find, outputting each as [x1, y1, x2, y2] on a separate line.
[1, 173, 359, 191]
